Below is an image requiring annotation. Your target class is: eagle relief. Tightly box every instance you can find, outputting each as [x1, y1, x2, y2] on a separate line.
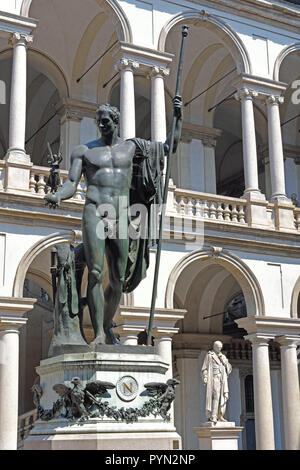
[31, 377, 180, 424]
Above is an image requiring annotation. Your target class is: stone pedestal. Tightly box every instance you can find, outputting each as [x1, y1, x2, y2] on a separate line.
[193, 422, 243, 450]
[24, 345, 182, 450]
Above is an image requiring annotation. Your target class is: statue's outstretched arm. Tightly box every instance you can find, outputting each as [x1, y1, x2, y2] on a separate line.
[164, 95, 183, 155]
[45, 145, 85, 207]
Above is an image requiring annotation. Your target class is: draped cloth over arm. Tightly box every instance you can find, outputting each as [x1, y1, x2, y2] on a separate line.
[123, 138, 165, 293]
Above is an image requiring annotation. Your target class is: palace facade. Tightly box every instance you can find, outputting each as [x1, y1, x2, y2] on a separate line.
[0, 0, 299, 450]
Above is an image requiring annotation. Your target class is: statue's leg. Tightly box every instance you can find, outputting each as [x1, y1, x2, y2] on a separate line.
[211, 375, 221, 423]
[82, 203, 106, 344]
[103, 235, 129, 339]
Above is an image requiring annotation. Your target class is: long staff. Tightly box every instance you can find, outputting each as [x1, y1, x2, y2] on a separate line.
[147, 25, 189, 345]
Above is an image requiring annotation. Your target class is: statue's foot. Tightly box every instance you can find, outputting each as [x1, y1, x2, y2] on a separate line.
[219, 417, 227, 422]
[90, 334, 106, 345]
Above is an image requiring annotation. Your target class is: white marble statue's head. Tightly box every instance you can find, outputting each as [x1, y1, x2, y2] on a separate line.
[213, 340, 223, 354]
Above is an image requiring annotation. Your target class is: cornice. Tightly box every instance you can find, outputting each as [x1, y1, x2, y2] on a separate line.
[182, 122, 222, 142]
[0, 11, 37, 38]
[189, 0, 300, 33]
[112, 41, 174, 70]
[236, 315, 300, 337]
[55, 98, 98, 120]
[232, 74, 288, 98]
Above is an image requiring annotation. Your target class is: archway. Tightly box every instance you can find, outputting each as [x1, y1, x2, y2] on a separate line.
[273, 44, 300, 199]
[168, 248, 265, 450]
[159, 11, 253, 195]
[21, 0, 132, 44]
[166, 248, 265, 318]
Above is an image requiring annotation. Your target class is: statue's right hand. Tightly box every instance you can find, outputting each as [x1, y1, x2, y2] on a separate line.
[44, 193, 61, 209]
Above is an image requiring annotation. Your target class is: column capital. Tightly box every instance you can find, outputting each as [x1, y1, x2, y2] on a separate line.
[0, 297, 36, 331]
[275, 335, 300, 347]
[202, 135, 217, 148]
[265, 94, 284, 106]
[59, 108, 83, 123]
[115, 57, 139, 72]
[152, 326, 179, 338]
[245, 333, 273, 345]
[235, 87, 258, 101]
[9, 32, 33, 47]
[148, 65, 170, 79]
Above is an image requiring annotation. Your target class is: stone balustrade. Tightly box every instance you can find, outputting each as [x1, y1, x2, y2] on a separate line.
[0, 160, 5, 190]
[29, 165, 86, 201]
[294, 208, 300, 231]
[173, 189, 247, 225]
[0, 162, 300, 232]
[222, 338, 280, 363]
[17, 408, 37, 449]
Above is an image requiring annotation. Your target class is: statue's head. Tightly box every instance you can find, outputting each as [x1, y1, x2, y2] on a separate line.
[96, 103, 120, 136]
[213, 340, 223, 354]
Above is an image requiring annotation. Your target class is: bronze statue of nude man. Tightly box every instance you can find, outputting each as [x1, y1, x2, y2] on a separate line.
[45, 97, 182, 345]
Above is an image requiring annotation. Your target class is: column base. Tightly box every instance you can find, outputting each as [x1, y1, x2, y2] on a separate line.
[243, 191, 270, 229]
[193, 422, 243, 450]
[4, 149, 32, 192]
[272, 198, 296, 231]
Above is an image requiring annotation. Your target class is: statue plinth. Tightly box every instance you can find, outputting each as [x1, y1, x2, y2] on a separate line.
[25, 346, 182, 450]
[193, 422, 243, 450]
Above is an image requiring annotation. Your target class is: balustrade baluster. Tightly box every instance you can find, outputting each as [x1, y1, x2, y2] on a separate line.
[231, 204, 238, 222]
[223, 203, 231, 221]
[37, 174, 46, 194]
[203, 200, 209, 218]
[187, 197, 193, 216]
[195, 198, 202, 217]
[209, 201, 217, 219]
[217, 202, 224, 220]
[238, 205, 246, 224]
[29, 172, 36, 193]
[179, 196, 185, 215]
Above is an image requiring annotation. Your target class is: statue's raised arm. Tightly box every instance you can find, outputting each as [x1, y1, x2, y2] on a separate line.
[44, 145, 85, 208]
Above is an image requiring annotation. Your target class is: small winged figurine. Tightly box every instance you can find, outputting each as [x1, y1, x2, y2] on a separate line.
[45, 142, 63, 200]
[52, 376, 115, 421]
[144, 378, 180, 420]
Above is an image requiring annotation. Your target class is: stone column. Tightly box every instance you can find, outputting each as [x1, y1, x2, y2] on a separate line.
[246, 334, 275, 450]
[235, 88, 261, 197]
[116, 58, 139, 140]
[153, 327, 178, 380]
[6, 32, 33, 161]
[294, 158, 300, 204]
[5, 33, 33, 192]
[59, 110, 82, 170]
[276, 336, 300, 450]
[149, 66, 169, 143]
[266, 95, 287, 200]
[262, 156, 272, 201]
[0, 298, 35, 450]
[113, 324, 144, 346]
[202, 136, 217, 194]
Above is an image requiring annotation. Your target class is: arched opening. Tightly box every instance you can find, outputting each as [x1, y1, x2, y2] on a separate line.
[276, 46, 300, 201]
[12, 0, 132, 168]
[166, 249, 267, 450]
[160, 13, 256, 196]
